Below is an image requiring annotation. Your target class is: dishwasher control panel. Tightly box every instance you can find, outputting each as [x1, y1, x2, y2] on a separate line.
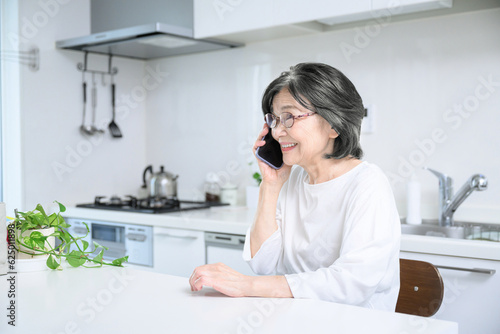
[205, 232, 245, 246]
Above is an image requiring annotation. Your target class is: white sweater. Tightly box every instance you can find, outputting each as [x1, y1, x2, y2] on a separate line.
[243, 162, 401, 311]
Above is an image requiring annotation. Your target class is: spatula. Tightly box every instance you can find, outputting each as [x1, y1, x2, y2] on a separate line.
[108, 72, 122, 138]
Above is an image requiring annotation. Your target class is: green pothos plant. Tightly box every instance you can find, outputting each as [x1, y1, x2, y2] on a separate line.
[8, 201, 128, 270]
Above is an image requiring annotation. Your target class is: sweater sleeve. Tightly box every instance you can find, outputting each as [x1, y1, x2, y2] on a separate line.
[242, 195, 285, 275]
[242, 226, 282, 275]
[284, 176, 401, 308]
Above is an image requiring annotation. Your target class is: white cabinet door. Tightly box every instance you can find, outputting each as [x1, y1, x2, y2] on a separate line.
[194, 0, 370, 38]
[153, 226, 205, 278]
[371, 0, 452, 13]
[194, 0, 452, 40]
[400, 251, 500, 334]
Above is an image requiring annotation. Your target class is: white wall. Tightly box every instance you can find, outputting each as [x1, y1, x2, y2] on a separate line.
[145, 8, 500, 222]
[7, 2, 500, 223]
[10, 0, 149, 210]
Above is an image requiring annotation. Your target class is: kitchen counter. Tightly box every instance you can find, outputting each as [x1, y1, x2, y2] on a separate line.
[64, 206, 500, 261]
[65, 205, 255, 235]
[0, 266, 458, 333]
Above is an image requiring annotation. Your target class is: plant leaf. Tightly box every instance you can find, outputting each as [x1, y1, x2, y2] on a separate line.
[59, 229, 72, 247]
[31, 212, 46, 228]
[55, 201, 66, 213]
[67, 250, 87, 267]
[29, 231, 48, 250]
[48, 213, 59, 226]
[35, 203, 47, 217]
[111, 256, 129, 267]
[21, 224, 31, 234]
[93, 249, 104, 264]
[17, 210, 29, 218]
[22, 235, 38, 249]
[58, 223, 70, 229]
[58, 220, 70, 229]
[46, 254, 60, 269]
[93, 241, 109, 251]
[81, 240, 89, 251]
[57, 215, 70, 228]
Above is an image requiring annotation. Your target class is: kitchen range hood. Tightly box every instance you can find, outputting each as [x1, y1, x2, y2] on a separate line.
[56, 0, 242, 60]
[56, 23, 242, 60]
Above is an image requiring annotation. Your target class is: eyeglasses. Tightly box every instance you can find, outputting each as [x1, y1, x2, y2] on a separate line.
[265, 111, 316, 129]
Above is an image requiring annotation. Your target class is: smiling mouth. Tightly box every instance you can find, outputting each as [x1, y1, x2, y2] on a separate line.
[281, 143, 297, 151]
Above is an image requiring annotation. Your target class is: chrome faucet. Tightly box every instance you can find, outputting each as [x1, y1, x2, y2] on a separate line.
[425, 167, 488, 226]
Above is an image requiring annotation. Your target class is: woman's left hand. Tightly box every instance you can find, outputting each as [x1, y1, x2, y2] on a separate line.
[189, 263, 253, 297]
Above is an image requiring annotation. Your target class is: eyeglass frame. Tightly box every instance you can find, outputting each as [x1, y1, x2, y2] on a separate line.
[265, 111, 317, 129]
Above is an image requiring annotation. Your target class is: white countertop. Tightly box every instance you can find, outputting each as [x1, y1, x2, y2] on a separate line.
[0, 266, 458, 333]
[65, 205, 255, 235]
[64, 206, 500, 261]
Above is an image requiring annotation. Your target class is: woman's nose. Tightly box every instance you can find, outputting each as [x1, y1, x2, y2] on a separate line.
[273, 122, 288, 138]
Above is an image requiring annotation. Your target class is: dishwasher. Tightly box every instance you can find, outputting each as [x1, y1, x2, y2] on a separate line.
[205, 232, 255, 276]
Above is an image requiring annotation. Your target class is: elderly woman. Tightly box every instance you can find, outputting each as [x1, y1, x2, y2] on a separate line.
[189, 63, 401, 311]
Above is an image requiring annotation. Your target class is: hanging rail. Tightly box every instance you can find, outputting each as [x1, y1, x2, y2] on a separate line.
[77, 52, 118, 76]
[0, 47, 39, 71]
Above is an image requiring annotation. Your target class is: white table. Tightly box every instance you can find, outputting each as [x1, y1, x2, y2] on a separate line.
[0, 266, 457, 333]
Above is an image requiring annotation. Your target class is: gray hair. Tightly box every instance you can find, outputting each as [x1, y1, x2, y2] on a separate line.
[262, 62, 364, 160]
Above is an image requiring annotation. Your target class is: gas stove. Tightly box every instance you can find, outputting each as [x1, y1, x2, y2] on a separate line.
[76, 195, 227, 214]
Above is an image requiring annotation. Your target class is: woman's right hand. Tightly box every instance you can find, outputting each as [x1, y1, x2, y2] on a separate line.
[253, 124, 292, 188]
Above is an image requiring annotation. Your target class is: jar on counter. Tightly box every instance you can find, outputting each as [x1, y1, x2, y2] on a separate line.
[204, 173, 221, 203]
[221, 183, 238, 206]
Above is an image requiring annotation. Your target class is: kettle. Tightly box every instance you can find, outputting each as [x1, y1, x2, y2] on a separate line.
[142, 165, 179, 198]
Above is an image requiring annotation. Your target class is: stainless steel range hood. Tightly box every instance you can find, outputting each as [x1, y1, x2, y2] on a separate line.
[56, 0, 242, 60]
[56, 23, 242, 60]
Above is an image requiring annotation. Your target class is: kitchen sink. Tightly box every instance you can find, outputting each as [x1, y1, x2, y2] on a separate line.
[400, 219, 500, 242]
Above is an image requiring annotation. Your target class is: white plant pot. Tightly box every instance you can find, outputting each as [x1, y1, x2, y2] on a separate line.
[246, 185, 260, 209]
[16, 227, 55, 260]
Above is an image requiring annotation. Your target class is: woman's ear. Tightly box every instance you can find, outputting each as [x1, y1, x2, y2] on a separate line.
[329, 126, 339, 139]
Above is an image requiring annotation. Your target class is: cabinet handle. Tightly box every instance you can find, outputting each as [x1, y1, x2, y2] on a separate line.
[126, 233, 147, 242]
[155, 233, 198, 240]
[435, 265, 496, 275]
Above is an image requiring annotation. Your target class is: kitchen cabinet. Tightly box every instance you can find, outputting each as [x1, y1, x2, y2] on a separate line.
[194, 0, 452, 42]
[153, 226, 205, 277]
[372, 0, 451, 13]
[194, 0, 370, 39]
[400, 250, 500, 334]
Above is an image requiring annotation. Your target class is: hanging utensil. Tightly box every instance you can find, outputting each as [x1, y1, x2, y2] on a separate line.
[108, 58, 122, 138]
[90, 72, 105, 134]
[79, 71, 93, 136]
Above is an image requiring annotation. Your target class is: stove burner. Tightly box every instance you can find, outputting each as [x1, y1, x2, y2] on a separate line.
[77, 195, 226, 214]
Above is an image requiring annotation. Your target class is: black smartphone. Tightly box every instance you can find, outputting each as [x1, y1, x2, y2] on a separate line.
[255, 130, 284, 169]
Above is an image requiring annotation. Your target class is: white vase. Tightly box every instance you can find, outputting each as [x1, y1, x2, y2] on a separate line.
[246, 185, 260, 209]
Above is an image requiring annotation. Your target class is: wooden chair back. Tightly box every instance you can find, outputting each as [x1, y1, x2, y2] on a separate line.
[396, 259, 444, 317]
